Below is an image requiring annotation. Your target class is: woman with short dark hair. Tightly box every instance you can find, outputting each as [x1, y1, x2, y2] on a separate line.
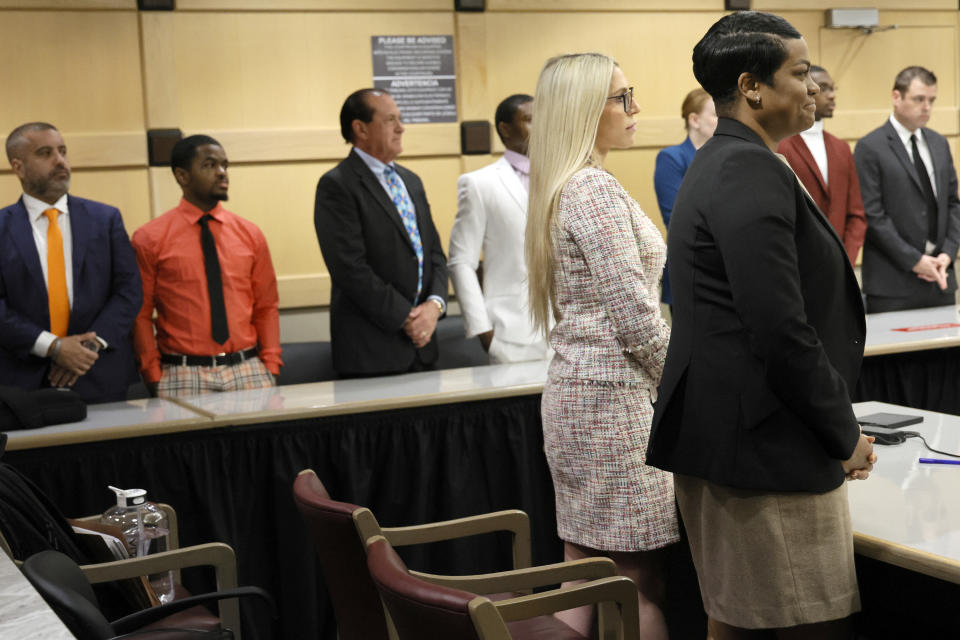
[646, 11, 877, 640]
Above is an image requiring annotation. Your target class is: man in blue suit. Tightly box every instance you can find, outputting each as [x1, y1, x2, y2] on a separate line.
[0, 122, 142, 403]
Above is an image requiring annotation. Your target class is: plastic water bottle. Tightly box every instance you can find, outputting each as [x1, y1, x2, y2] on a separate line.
[101, 486, 175, 604]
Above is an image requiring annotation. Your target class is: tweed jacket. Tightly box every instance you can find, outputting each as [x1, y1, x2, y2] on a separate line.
[548, 167, 669, 385]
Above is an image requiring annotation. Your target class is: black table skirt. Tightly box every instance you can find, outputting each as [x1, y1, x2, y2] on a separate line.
[7, 345, 958, 639]
[855, 346, 960, 415]
[5, 395, 561, 640]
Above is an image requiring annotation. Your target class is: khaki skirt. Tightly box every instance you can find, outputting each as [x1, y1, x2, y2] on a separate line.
[675, 473, 860, 629]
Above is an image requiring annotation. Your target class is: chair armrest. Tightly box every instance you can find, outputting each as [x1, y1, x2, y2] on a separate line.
[411, 556, 616, 594]
[82, 542, 242, 638]
[493, 575, 640, 639]
[79, 542, 237, 590]
[383, 509, 531, 570]
[111, 586, 274, 635]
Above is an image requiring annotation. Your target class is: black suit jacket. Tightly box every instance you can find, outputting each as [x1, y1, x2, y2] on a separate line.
[854, 120, 960, 300]
[314, 149, 448, 376]
[647, 119, 865, 493]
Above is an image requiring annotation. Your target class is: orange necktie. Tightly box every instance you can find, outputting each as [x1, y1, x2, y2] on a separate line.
[44, 208, 70, 336]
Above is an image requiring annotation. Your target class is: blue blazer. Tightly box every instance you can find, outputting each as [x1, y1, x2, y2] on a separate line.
[654, 137, 697, 305]
[0, 196, 143, 403]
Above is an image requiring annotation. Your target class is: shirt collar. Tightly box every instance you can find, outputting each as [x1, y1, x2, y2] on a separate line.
[354, 146, 396, 176]
[23, 192, 68, 222]
[800, 120, 824, 137]
[889, 113, 923, 146]
[176, 197, 225, 224]
[503, 149, 529, 175]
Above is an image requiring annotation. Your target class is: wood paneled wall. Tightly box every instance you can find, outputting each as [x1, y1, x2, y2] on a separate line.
[1, 1, 957, 309]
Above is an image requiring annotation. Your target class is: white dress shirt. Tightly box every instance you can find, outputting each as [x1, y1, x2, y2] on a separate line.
[23, 192, 72, 357]
[799, 120, 829, 186]
[889, 114, 937, 197]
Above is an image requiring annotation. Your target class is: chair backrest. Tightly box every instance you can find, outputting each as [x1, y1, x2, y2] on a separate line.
[292, 469, 391, 640]
[21, 550, 115, 640]
[0, 461, 89, 563]
[366, 536, 501, 640]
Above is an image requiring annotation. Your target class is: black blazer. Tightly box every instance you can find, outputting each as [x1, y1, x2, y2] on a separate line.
[314, 149, 448, 376]
[647, 119, 865, 493]
[854, 120, 960, 299]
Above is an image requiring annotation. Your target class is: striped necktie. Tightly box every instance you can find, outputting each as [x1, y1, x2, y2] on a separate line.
[44, 208, 70, 336]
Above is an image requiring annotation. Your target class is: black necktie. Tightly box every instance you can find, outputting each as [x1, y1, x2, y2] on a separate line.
[910, 134, 939, 245]
[199, 214, 229, 344]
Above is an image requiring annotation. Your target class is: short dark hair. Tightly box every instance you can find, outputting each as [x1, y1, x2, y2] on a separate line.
[893, 66, 936, 94]
[5, 122, 58, 162]
[810, 64, 827, 75]
[494, 94, 533, 144]
[693, 11, 802, 109]
[340, 88, 389, 144]
[170, 134, 222, 174]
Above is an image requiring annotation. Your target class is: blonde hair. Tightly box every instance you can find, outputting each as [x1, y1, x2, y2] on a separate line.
[526, 53, 616, 338]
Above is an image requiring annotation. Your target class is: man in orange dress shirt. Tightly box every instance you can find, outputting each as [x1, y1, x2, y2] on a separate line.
[778, 65, 866, 266]
[131, 135, 282, 397]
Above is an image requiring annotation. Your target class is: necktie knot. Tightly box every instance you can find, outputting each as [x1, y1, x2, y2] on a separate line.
[44, 208, 59, 222]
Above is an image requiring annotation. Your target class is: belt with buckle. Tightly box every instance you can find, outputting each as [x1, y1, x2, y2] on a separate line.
[160, 347, 258, 367]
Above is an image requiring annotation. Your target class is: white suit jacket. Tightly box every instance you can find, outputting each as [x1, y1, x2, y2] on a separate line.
[448, 156, 547, 362]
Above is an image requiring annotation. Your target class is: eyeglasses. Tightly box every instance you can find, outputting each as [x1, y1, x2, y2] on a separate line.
[607, 87, 634, 113]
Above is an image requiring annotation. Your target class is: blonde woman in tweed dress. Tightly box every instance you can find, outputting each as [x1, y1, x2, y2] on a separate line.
[526, 54, 678, 639]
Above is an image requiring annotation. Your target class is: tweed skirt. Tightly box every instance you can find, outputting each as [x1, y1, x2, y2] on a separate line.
[675, 473, 860, 629]
[541, 377, 679, 551]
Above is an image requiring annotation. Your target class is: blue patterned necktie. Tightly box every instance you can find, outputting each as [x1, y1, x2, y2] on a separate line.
[384, 165, 423, 300]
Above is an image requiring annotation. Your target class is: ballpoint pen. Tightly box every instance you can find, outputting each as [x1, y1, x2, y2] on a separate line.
[918, 458, 960, 466]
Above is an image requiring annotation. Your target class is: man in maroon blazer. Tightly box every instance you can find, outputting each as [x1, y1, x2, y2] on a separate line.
[778, 65, 866, 266]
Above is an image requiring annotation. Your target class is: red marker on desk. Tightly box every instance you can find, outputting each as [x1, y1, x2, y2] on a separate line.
[919, 458, 960, 466]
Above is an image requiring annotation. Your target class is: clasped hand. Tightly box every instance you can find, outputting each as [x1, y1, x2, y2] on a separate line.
[842, 433, 877, 481]
[913, 253, 951, 290]
[48, 331, 100, 388]
[403, 302, 441, 349]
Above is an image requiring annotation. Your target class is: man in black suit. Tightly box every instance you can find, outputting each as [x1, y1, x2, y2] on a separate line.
[314, 89, 447, 377]
[855, 66, 960, 313]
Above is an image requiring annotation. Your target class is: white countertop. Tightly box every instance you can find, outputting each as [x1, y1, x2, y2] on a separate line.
[0, 552, 75, 639]
[850, 400, 960, 582]
[4, 398, 211, 451]
[176, 359, 551, 426]
[864, 305, 960, 356]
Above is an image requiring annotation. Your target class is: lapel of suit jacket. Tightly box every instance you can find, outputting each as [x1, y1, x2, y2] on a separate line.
[493, 156, 528, 214]
[924, 127, 950, 242]
[7, 199, 46, 294]
[777, 152, 849, 264]
[347, 149, 415, 253]
[790, 135, 828, 196]
[67, 196, 90, 292]
[883, 121, 925, 197]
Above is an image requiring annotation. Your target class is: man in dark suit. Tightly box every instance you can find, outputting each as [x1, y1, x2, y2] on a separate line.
[0, 122, 142, 403]
[855, 66, 960, 313]
[778, 65, 866, 266]
[314, 89, 448, 377]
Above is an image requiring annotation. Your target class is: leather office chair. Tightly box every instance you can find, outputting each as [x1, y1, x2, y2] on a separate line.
[292, 468, 622, 640]
[21, 549, 273, 640]
[366, 535, 641, 640]
[0, 456, 253, 639]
